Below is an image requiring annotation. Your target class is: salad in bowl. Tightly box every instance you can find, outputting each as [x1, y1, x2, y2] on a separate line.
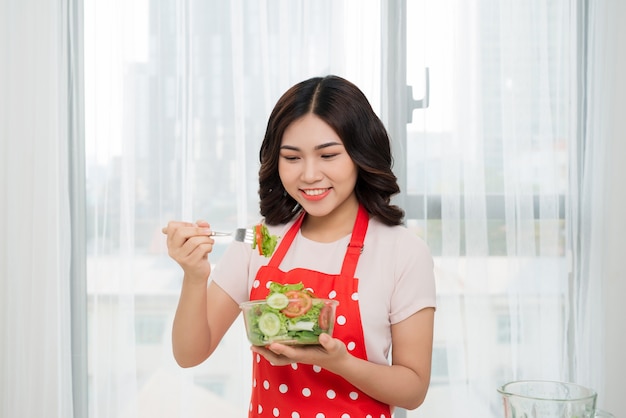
[240, 282, 339, 346]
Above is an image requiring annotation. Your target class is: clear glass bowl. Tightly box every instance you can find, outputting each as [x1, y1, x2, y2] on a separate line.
[497, 380, 601, 418]
[240, 298, 339, 346]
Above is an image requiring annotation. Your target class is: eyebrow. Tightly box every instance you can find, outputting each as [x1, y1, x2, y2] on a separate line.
[280, 141, 343, 151]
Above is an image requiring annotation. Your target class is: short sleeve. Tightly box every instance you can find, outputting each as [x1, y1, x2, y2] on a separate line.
[210, 240, 254, 306]
[389, 233, 436, 324]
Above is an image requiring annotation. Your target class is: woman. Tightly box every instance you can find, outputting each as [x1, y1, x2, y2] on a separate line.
[163, 75, 436, 417]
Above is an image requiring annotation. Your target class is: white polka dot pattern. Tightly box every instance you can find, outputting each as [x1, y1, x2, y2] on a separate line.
[252, 374, 393, 417]
[246, 207, 391, 417]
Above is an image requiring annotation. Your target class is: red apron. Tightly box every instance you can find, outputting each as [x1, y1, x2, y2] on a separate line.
[248, 205, 391, 418]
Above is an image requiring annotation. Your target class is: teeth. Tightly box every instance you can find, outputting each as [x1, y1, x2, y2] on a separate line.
[303, 189, 327, 196]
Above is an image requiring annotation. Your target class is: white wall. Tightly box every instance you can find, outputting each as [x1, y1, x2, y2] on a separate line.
[601, 2, 626, 414]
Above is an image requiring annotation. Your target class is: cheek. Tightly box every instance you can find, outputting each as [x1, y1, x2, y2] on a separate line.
[336, 163, 358, 185]
[277, 162, 295, 184]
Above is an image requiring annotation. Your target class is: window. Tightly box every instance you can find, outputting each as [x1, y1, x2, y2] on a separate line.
[84, 1, 382, 417]
[83, 1, 581, 417]
[402, 1, 575, 416]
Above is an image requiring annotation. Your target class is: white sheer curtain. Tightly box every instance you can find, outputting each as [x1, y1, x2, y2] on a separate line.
[583, 1, 626, 413]
[3, 1, 624, 418]
[83, 1, 381, 417]
[0, 1, 75, 418]
[402, 1, 604, 417]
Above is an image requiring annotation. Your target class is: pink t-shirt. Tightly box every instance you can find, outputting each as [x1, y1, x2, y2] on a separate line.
[210, 216, 436, 365]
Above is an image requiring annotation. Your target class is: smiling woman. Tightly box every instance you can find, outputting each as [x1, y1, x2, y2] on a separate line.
[165, 75, 437, 416]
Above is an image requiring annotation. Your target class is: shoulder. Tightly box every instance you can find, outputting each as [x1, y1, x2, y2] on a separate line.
[366, 217, 430, 253]
[365, 217, 434, 273]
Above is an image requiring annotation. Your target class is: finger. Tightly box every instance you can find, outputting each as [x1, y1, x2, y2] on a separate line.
[267, 342, 294, 357]
[168, 225, 213, 251]
[195, 219, 210, 228]
[162, 220, 195, 235]
[180, 235, 215, 258]
[317, 333, 341, 354]
[252, 346, 294, 367]
[318, 333, 332, 347]
[163, 221, 192, 252]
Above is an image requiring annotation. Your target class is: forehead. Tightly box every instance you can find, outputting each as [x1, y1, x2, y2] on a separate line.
[281, 113, 343, 146]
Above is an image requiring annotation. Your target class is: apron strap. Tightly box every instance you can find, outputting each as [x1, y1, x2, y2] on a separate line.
[340, 204, 369, 278]
[267, 210, 305, 268]
[267, 204, 370, 277]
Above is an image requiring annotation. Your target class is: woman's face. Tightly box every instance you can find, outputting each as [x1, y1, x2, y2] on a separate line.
[278, 113, 358, 220]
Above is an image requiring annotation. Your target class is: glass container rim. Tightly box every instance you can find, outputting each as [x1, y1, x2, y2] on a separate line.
[240, 298, 339, 308]
[497, 380, 598, 402]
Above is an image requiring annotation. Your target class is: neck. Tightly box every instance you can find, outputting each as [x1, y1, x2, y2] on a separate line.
[300, 200, 360, 243]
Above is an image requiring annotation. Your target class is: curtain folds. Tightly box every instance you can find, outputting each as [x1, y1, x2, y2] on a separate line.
[83, 1, 381, 417]
[403, 1, 604, 416]
[1, 0, 617, 417]
[1, 1, 75, 418]
[574, 1, 624, 410]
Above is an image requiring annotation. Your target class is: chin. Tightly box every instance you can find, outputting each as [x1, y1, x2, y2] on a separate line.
[298, 202, 334, 217]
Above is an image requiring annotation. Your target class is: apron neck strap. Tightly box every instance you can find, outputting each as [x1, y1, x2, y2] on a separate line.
[267, 204, 370, 278]
[340, 204, 369, 277]
[266, 210, 306, 268]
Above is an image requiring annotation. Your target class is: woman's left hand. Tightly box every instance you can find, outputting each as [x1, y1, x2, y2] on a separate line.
[250, 333, 347, 372]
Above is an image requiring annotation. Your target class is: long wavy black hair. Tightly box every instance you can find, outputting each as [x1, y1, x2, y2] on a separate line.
[259, 75, 404, 226]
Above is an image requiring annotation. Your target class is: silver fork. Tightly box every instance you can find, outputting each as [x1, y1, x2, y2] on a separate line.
[211, 228, 255, 243]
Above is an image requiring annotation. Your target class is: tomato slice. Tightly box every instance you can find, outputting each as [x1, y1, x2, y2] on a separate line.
[318, 302, 332, 330]
[255, 224, 264, 256]
[281, 290, 313, 318]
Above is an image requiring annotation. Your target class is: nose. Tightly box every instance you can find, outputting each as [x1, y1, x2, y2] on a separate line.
[301, 159, 322, 183]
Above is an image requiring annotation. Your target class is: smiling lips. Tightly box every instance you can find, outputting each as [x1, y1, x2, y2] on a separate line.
[300, 188, 331, 201]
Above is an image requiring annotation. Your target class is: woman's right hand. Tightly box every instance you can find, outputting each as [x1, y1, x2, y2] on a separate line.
[162, 220, 216, 282]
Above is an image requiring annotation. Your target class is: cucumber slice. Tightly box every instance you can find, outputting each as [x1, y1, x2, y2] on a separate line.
[266, 292, 289, 310]
[287, 321, 315, 331]
[258, 312, 281, 337]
